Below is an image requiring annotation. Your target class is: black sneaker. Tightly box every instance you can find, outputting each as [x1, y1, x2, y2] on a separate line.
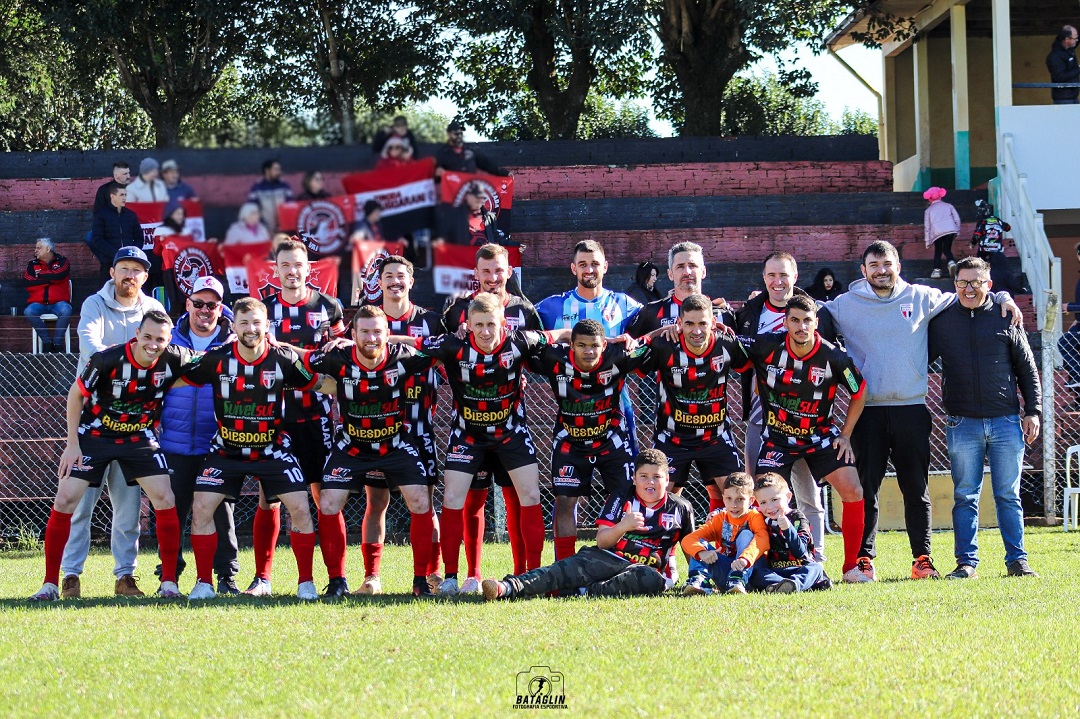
[808, 571, 833, 591]
[945, 564, 977, 580]
[412, 577, 435, 598]
[765, 579, 798, 594]
[1007, 559, 1038, 577]
[322, 576, 351, 599]
[217, 577, 241, 595]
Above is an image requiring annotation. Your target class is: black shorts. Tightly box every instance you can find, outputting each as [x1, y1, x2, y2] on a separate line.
[282, 418, 332, 486]
[657, 438, 741, 488]
[406, 428, 439, 483]
[69, 436, 169, 487]
[444, 429, 537, 480]
[469, 456, 515, 490]
[323, 445, 428, 492]
[195, 449, 306, 503]
[755, 443, 854, 486]
[550, 445, 633, 498]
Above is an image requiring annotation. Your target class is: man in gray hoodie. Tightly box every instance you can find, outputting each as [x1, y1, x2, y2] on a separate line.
[58, 247, 167, 598]
[820, 240, 1020, 581]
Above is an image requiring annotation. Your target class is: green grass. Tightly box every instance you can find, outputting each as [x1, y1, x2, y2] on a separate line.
[1, 528, 1078, 718]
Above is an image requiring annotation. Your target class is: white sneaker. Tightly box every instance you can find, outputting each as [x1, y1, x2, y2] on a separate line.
[460, 576, 481, 593]
[357, 575, 382, 595]
[188, 581, 217, 600]
[930, 268, 943, 279]
[297, 581, 318, 601]
[842, 566, 873, 583]
[157, 581, 184, 598]
[436, 577, 459, 595]
[242, 577, 272, 596]
[29, 583, 59, 602]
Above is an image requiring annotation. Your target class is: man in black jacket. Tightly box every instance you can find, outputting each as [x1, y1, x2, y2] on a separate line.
[1046, 25, 1079, 104]
[928, 257, 1041, 580]
[89, 182, 143, 282]
[434, 120, 509, 178]
[432, 183, 499, 247]
[93, 162, 132, 212]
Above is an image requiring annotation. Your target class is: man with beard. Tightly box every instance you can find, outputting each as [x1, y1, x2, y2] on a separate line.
[627, 241, 734, 336]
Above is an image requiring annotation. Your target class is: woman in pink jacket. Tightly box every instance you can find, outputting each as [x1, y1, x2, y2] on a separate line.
[923, 186, 961, 279]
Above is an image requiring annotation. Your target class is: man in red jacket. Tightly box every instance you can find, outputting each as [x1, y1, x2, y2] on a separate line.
[23, 237, 72, 353]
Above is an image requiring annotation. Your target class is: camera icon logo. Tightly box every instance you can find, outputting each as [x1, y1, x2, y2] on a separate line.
[514, 666, 567, 709]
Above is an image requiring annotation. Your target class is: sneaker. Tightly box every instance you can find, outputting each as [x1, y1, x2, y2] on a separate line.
[426, 572, 443, 593]
[356, 575, 382, 596]
[321, 577, 350, 600]
[945, 564, 978, 580]
[460, 576, 481, 594]
[1007, 559, 1039, 577]
[61, 575, 81, 599]
[809, 572, 833, 591]
[948, 260, 958, 278]
[436, 577, 459, 596]
[157, 581, 184, 598]
[114, 574, 145, 597]
[242, 577, 272, 597]
[765, 579, 799, 594]
[682, 573, 714, 596]
[188, 581, 216, 601]
[217, 577, 240, 595]
[29, 583, 59, 602]
[481, 579, 508, 601]
[843, 565, 873, 583]
[412, 577, 435, 598]
[724, 580, 747, 594]
[930, 268, 943, 279]
[856, 556, 877, 581]
[297, 581, 319, 601]
[911, 555, 941, 579]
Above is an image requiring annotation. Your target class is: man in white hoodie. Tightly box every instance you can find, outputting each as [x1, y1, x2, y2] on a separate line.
[58, 247, 167, 598]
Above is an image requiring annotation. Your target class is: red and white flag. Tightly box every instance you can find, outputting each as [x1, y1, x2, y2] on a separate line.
[276, 196, 355, 256]
[352, 240, 407, 306]
[126, 200, 205, 253]
[157, 235, 223, 297]
[343, 158, 437, 238]
[439, 171, 514, 234]
[246, 256, 340, 299]
[432, 243, 522, 298]
[221, 241, 271, 295]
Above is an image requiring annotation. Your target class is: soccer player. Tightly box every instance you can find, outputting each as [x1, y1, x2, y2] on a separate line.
[31, 311, 189, 601]
[306, 305, 440, 597]
[527, 318, 652, 561]
[180, 297, 334, 601]
[744, 295, 870, 583]
[254, 239, 348, 597]
[481, 449, 694, 601]
[627, 241, 734, 336]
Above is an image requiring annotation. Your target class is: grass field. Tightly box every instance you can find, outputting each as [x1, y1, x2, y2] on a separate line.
[1, 528, 1077, 718]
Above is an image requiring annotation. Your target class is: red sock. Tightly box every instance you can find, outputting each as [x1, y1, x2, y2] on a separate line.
[554, 535, 577, 562]
[410, 510, 434, 577]
[155, 506, 181, 583]
[252, 506, 280, 580]
[361, 542, 383, 578]
[428, 541, 441, 576]
[191, 532, 217, 585]
[463, 489, 487, 579]
[708, 496, 724, 514]
[440, 507, 464, 576]
[318, 512, 347, 579]
[43, 509, 73, 586]
[502, 487, 526, 574]
[291, 530, 317, 585]
[841, 500, 866, 573]
[520, 503, 545, 571]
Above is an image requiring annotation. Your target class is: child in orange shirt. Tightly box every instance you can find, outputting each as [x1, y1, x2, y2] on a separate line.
[680, 472, 769, 594]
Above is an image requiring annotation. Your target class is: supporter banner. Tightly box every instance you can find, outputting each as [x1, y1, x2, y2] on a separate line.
[221, 241, 271, 295]
[158, 235, 224, 297]
[432, 243, 521, 298]
[439, 171, 514, 233]
[246, 256, 340, 300]
[343, 157, 437, 238]
[127, 200, 205, 252]
[276, 196, 355, 256]
[352, 240, 407, 306]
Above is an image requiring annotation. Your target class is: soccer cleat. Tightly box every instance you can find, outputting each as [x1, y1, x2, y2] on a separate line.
[724, 580, 747, 594]
[460, 576, 481, 594]
[682, 572, 714, 596]
[157, 581, 184, 599]
[436, 577, 459, 596]
[321, 577, 350, 600]
[911, 555, 941, 579]
[765, 579, 799, 594]
[297, 581, 319, 601]
[217, 577, 240, 595]
[114, 574, 145, 597]
[187, 582, 217, 601]
[29, 583, 59, 602]
[356, 575, 382, 596]
[1007, 559, 1039, 577]
[843, 565, 873, 583]
[481, 579, 509, 601]
[412, 577, 435, 598]
[856, 556, 877, 581]
[426, 572, 443, 593]
[61, 575, 81, 599]
[242, 577, 272, 596]
[945, 564, 978, 580]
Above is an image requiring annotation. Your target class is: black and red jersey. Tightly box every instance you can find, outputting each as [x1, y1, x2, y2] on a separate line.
[264, 289, 346, 423]
[305, 344, 435, 457]
[627, 295, 736, 338]
[745, 332, 866, 455]
[180, 341, 317, 459]
[763, 508, 816, 569]
[596, 491, 695, 568]
[385, 303, 443, 435]
[528, 342, 651, 454]
[77, 341, 196, 444]
[415, 330, 550, 443]
[638, 333, 751, 449]
[442, 293, 542, 334]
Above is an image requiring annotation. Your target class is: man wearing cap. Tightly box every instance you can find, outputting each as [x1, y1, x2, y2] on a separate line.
[89, 182, 143, 282]
[434, 120, 509, 179]
[59, 246, 167, 599]
[161, 160, 198, 202]
[373, 115, 419, 156]
[126, 157, 169, 203]
[156, 276, 240, 593]
[432, 182, 499, 248]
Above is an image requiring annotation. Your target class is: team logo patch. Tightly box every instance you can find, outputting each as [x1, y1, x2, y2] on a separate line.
[597, 369, 612, 385]
[557, 466, 575, 478]
[446, 444, 474, 463]
[809, 366, 825, 387]
[499, 352, 515, 369]
[505, 317, 521, 331]
[151, 371, 166, 388]
[384, 369, 399, 385]
[603, 304, 616, 324]
[408, 325, 425, 338]
[659, 513, 676, 530]
[261, 370, 276, 389]
[900, 303, 913, 320]
[758, 450, 785, 468]
[711, 356, 723, 372]
[307, 311, 328, 330]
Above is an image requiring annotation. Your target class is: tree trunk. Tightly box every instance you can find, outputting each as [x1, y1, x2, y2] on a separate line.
[521, 1, 594, 139]
[153, 112, 183, 148]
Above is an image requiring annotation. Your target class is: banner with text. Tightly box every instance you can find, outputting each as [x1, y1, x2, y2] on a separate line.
[343, 158, 437, 239]
[127, 200, 205, 253]
[158, 235, 223, 297]
[439, 171, 514, 234]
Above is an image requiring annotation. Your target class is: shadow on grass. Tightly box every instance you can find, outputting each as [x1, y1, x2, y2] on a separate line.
[4, 591, 488, 611]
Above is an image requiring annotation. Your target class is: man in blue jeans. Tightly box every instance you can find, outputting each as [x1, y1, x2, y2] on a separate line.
[23, 238, 72, 353]
[928, 257, 1041, 579]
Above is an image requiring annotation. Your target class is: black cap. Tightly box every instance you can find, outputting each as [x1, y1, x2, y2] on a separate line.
[447, 119, 464, 133]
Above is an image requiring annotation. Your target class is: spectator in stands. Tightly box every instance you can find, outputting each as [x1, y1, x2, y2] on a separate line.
[161, 159, 197, 201]
[93, 161, 131, 212]
[126, 157, 169, 203]
[224, 202, 271, 247]
[376, 136, 415, 169]
[1046, 25, 1079, 105]
[153, 200, 187, 239]
[924, 186, 961, 279]
[624, 261, 662, 306]
[807, 267, 843, 301]
[59, 246, 167, 599]
[89, 182, 142, 282]
[23, 237, 72, 353]
[372, 115, 418, 156]
[432, 183, 499, 247]
[248, 158, 294, 233]
[351, 200, 386, 244]
[434, 119, 508, 179]
[297, 170, 331, 201]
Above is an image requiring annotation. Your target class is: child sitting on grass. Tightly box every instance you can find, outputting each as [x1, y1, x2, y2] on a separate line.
[680, 473, 769, 594]
[750, 473, 828, 593]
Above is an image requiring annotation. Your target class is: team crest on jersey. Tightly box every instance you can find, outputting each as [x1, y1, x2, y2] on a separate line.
[151, 371, 166, 388]
[603, 304, 616, 323]
[408, 325, 425, 338]
[307, 311, 328, 330]
[597, 369, 613, 385]
[809, 366, 825, 387]
[384, 369, 399, 385]
[900, 303, 913, 320]
[711, 356, 723, 372]
[659, 513, 676, 530]
[505, 317, 521, 331]
[261, 370, 276, 389]
[499, 351, 514, 369]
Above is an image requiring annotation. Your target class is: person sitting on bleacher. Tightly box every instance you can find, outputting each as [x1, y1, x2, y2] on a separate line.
[23, 237, 72, 353]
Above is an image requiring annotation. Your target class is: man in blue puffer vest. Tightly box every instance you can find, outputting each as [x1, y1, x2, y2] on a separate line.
[156, 276, 240, 592]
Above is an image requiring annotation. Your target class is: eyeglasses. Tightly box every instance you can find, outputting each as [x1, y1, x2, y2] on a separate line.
[954, 279, 989, 289]
[190, 299, 221, 310]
